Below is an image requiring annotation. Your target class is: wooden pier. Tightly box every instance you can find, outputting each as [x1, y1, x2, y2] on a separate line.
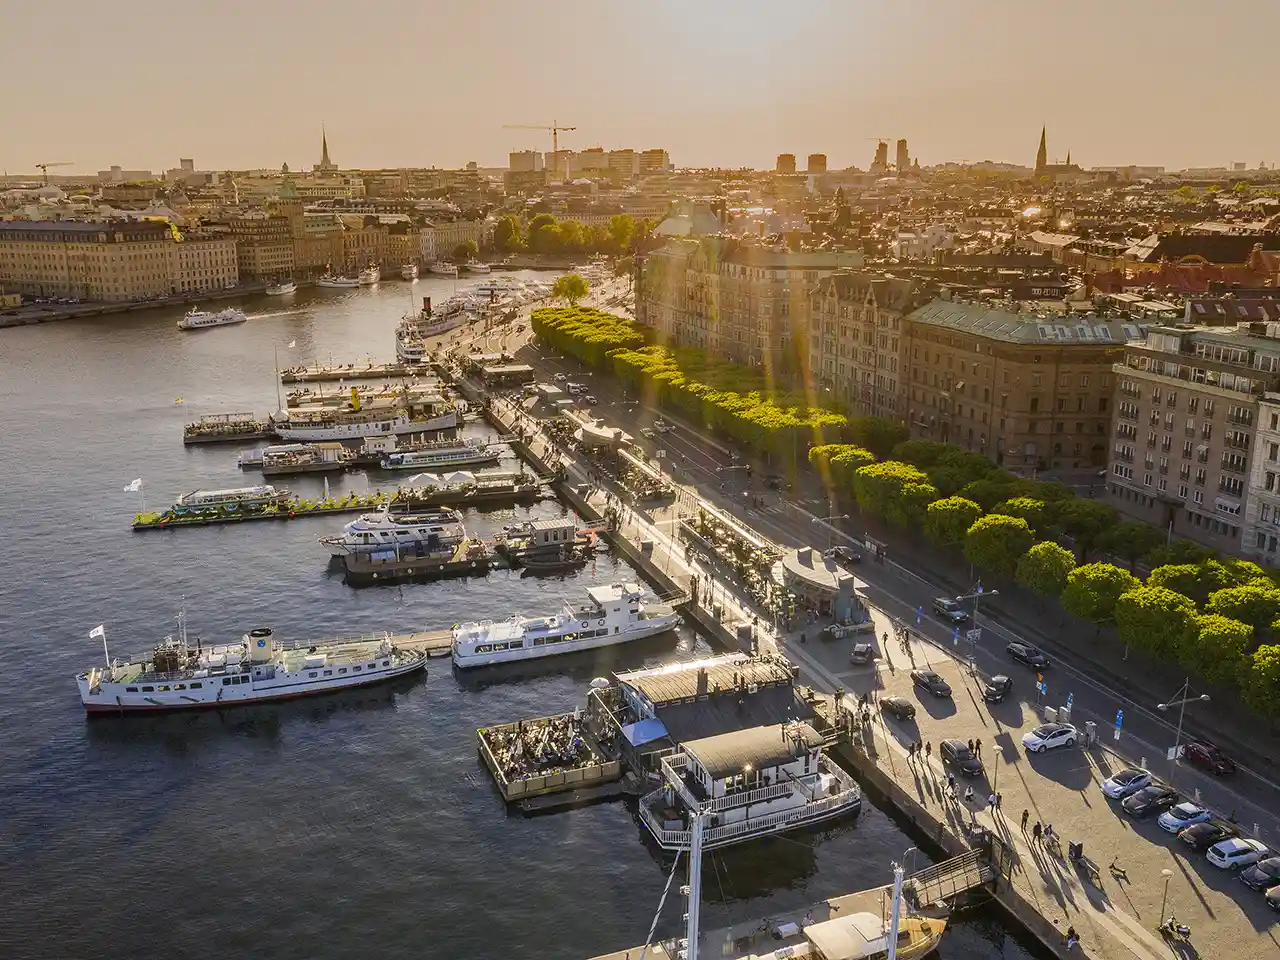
[281, 362, 421, 384]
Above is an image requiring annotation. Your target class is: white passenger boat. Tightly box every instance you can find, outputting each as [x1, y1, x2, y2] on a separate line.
[358, 265, 381, 285]
[251, 442, 352, 476]
[271, 392, 460, 442]
[464, 262, 491, 274]
[317, 273, 360, 288]
[451, 582, 680, 668]
[265, 279, 297, 295]
[76, 622, 426, 714]
[321, 505, 467, 557]
[379, 438, 501, 471]
[395, 296, 476, 361]
[172, 484, 291, 515]
[176, 306, 248, 330]
[400, 263, 419, 280]
[429, 262, 458, 276]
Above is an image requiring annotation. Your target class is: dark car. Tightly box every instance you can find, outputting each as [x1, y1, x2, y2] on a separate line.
[1179, 820, 1238, 853]
[1006, 642, 1049, 669]
[849, 642, 874, 665]
[940, 738, 983, 776]
[932, 597, 969, 623]
[1122, 784, 1180, 818]
[880, 696, 916, 721]
[825, 545, 862, 567]
[983, 675, 1013, 703]
[911, 669, 953, 698]
[762, 475, 790, 491]
[1240, 856, 1280, 892]
[1182, 740, 1236, 776]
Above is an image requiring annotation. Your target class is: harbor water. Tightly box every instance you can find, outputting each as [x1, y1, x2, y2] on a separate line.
[0, 279, 1045, 960]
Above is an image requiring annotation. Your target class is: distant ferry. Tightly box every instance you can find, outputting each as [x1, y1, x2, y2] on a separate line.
[317, 273, 360, 288]
[380, 439, 501, 471]
[76, 624, 426, 714]
[358, 265, 380, 285]
[400, 264, 419, 281]
[451, 582, 680, 668]
[429, 262, 458, 276]
[177, 306, 247, 330]
[321, 505, 467, 557]
[464, 262, 491, 274]
[265, 279, 297, 295]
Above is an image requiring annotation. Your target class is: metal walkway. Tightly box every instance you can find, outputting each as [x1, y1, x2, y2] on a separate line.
[905, 831, 1013, 906]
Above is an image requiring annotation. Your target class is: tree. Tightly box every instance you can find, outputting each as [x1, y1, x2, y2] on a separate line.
[1061, 562, 1140, 624]
[556, 220, 586, 254]
[452, 240, 479, 262]
[809, 444, 876, 489]
[891, 439, 952, 469]
[993, 497, 1048, 535]
[964, 514, 1035, 579]
[1206, 581, 1280, 638]
[551, 272, 590, 306]
[1098, 521, 1165, 571]
[1143, 538, 1216, 568]
[1242, 644, 1280, 720]
[1016, 541, 1077, 597]
[608, 214, 635, 253]
[846, 417, 910, 459]
[1055, 499, 1118, 560]
[613, 254, 635, 290]
[1114, 586, 1197, 658]
[851, 461, 937, 527]
[1184, 614, 1253, 687]
[958, 475, 1020, 512]
[1147, 561, 1234, 607]
[928, 449, 995, 496]
[491, 214, 523, 253]
[924, 496, 982, 547]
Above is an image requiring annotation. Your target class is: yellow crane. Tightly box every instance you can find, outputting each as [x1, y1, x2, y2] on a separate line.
[35, 161, 73, 185]
[503, 122, 577, 178]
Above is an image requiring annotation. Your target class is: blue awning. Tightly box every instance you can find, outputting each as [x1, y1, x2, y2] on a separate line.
[621, 718, 668, 747]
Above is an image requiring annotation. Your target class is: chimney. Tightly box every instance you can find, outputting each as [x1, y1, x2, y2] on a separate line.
[423, 296, 431, 314]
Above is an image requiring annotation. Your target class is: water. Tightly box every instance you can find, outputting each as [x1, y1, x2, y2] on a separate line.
[0, 278, 1043, 960]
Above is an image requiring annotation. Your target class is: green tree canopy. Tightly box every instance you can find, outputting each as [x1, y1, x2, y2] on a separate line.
[608, 214, 635, 252]
[1055, 499, 1118, 559]
[1243, 644, 1280, 719]
[452, 240, 479, 262]
[846, 417, 910, 459]
[809, 444, 876, 489]
[551, 272, 590, 306]
[1115, 586, 1197, 658]
[852, 461, 936, 527]
[964, 514, 1035, 579]
[1147, 561, 1234, 607]
[1062, 562, 1140, 623]
[1016, 541, 1077, 597]
[1143, 538, 1217, 568]
[993, 497, 1048, 534]
[1183, 614, 1253, 687]
[924, 496, 982, 547]
[891, 438, 952, 469]
[1205, 581, 1280, 638]
[1098, 521, 1166, 571]
[959, 474, 1021, 512]
[928, 449, 996, 496]
[491, 214, 523, 252]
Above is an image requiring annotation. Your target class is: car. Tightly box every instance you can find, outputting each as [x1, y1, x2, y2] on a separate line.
[1181, 740, 1236, 776]
[849, 642, 874, 665]
[982, 675, 1013, 703]
[640, 428, 655, 439]
[1158, 802, 1213, 834]
[1267, 886, 1280, 912]
[1239, 856, 1280, 891]
[932, 597, 969, 623]
[1122, 784, 1180, 818]
[1021, 722, 1077, 753]
[880, 696, 916, 721]
[762, 474, 791, 491]
[552, 373, 567, 382]
[1179, 820, 1238, 853]
[1207, 838, 1270, 870]
[1101, 768, 1153, 800]
[1005, 642, 1050, 669]
[910, 669, 953, 698]
[825, 545, 862, 567]
[653, 420, 672, 433]
[939, 739, 983, 776]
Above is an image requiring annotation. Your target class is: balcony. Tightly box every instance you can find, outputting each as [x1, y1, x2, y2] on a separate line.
[1118, 409, 1139, 423]
[1227, 412, 1254, 426]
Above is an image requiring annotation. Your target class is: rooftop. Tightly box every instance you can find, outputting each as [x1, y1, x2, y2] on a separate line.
[909, 297, 1146, 345]
[616, 653, 795, 708]
[682, 722, 823, 778]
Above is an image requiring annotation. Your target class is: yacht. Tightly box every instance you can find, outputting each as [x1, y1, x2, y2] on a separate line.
[379, 438, 501, 471]
[428, 262, 458, 276]
[395, 329, 429, 364]
[471, 277, 526, 298]
[358, 265, 381, 285]
[76, 622, 426, 714]
[400, 263, 419, 281]
[451, 582, 680, 668]
[176, 306, 248, 330]
[265, 279, 297, 295]
[271, 393, 460, 442]
[172, 485, 292, 515]
[317, 273, 360, 288]
[321, 505, 467, 557]
[464, 262, 491, 274]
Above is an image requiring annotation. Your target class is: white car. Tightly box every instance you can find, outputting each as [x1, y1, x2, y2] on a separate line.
[1158, 802, 1212, 834]
[654, 420, 672, 433]
[1101, 768, 1153, 800]
[1206, 838, 1270, 870]
[1021, 722, 1078, 753]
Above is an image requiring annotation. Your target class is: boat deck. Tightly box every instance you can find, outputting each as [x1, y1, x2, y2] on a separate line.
[389, 629, 454, 656]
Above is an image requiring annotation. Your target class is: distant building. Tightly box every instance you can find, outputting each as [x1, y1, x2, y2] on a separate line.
[575, 147, 609, 174]
[870, 142, 889, 175]
[314, 126, 338, 173]
[639, 148, 670, 176]
[228, 213, 294, 280]
[509, 150, 544, 173]
[807, 153, 828, 174]
[1033, 127, 1081, 180]
[607, 149, 637, 180]
[97, 165, 155, 184]
[895, 139, 910, 174]
[776, 153, 797, 175]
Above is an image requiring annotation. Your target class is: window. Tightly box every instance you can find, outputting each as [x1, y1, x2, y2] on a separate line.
[1194, 490, 1204, 504]
[382, 660, 390, 667]
[353, 665, 362, 671]
[126, 686, 138, 692]
[324, 670, 333, 676]
[222, 678, 231, 686]
[1030, 397, 1040, 413]
[309, 672, 317, 678]
[1178, 484, 1188, 498]
[339, 667, 348, 674]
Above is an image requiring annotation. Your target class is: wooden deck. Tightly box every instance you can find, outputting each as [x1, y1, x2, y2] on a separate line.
[281, 363, 420, 384]
[391, 629, 454, 656]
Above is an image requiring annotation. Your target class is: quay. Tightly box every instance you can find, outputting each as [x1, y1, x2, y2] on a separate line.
[280, 362, 420, 384]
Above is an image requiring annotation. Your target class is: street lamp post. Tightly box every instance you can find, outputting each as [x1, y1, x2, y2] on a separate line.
[1159, 868, 1173, 923]
[1157, 678, 1210, 784]
[812, 514, 850, 550]
[955, 582, 997, 657]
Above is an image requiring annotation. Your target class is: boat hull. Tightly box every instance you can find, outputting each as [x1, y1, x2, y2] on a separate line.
[644, 795, 862, 852]
[79, 651, 426, 714]
[274, 411, 460, 442]
[266, 282, 297, 295]
[452, 616, 680, 669]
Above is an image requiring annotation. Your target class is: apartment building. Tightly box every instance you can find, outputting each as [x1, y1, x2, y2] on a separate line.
[420, 217, 488, 263]
[639, 149, 670, 176]
[0, 220, 181, 301]
[808, 272, 927, 418]
[169, 234, 238, 293]
[1244, 396, 1280, 564]
[906, 299, 1134, 474]
[228, 213, 294, 280]
[1107, 322, 1280, 556]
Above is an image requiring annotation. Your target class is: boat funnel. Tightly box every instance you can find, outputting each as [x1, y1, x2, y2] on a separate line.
[350, 386, 361, 411]
[423, 296, 431, 314]
[245, 628, 275, 663]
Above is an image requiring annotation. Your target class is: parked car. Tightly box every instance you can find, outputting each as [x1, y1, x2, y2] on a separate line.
[940, 739, 983, 776]
[825, 545, 862, 567]
[982, 675, 1013, 703]
[880, 696, 916, 721]
[552, 373, 567, 382]
[1207, 838, 1270, 870]
[1101, 768, 1153, 800]
[640, 428, 655, 439]
[1182, 740, 1236, 776]
[1267, 887, 1280, 911]
[932, 597, 969, 623]
[1158, 802, 1213, 834]
[911, 669, 953, 698]
[1021, 722, 1078, 753]
[1006, 642, 1050, 669]
[584, 395, 597, 405]
[1239, 856, 1280, 891]
[1179, 820, 1238, 853]
[1122, 785, 1180, 818]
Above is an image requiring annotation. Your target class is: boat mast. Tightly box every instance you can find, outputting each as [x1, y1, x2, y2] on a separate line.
[885, 861, 906, 960]
[681, 811, 705, 960]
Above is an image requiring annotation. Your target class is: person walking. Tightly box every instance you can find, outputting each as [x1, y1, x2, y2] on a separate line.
[963, 785, 975, 804]
[946, 772, 956, 792]
[1020, 808, 1030, 832]
[967, 739, 974, 754]
[1032, 821, 1043, 846]
[974, 738, 982, 759]
[925, 741, 932, 761]
[987, 792, 997, 812]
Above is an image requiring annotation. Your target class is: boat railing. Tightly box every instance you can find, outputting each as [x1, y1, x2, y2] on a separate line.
[638, 784, 860, 849]
[658, 755, 703, 810]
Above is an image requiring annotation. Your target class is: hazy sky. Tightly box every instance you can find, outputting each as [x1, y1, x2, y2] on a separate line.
[5, 0, 1277, 175]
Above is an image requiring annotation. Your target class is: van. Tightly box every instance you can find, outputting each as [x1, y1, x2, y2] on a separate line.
[567, 382, 587, 395]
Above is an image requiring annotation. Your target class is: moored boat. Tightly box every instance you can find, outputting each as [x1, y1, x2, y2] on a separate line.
[317, 273, 360, 288]
[428, 262, 458, 276]
[265, 279, 297, 295]
[247, 442, 353, 476]
[464, 262, 491, 273]
[321, 504, 467, 557]
[172, 484, 292, 515]
[379, 438, 501, 471]
[271, 389, 460, 442]
[358, 264, 380, 285]
[177, 306, 248, 330]
[400, 263, 419, 280]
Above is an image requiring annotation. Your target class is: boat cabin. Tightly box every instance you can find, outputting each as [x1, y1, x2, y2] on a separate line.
[679, 722, 824, 802]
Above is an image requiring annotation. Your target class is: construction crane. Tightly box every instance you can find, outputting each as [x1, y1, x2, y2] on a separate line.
[36, 161, 73, 185]
[503, 122, 578, 180]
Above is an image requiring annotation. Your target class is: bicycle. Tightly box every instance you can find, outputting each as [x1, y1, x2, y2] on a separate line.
[1044, 833, 1062, 857]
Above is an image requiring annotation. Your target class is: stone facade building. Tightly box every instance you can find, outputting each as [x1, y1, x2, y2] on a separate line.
[228, 213, 294, 281]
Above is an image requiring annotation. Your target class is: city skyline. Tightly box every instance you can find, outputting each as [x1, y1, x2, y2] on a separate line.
[5, 0, 1280, 175]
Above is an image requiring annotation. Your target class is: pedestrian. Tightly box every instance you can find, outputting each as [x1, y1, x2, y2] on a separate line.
[946, 772, 956, 791]
[1065, 927, 1079, 950]
[1020, 808, 1030, 832]
[967, 739, 974, 754]
[987, 792, 997, 811]
[996, 792, 1003, 811]
[1032, 821, 1043, 845]
[925, 741, 932, 760]
[908, 742, 915, 762]
[947, 782, 956, 801]
[974, 738, 982, 759]
[963, 785, 974, 804]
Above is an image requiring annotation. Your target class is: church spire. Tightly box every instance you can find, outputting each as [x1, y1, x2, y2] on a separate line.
[1036, 126, 1047, 173]
[321, 124, 331, 168]
[1066, 149, 1072, 167]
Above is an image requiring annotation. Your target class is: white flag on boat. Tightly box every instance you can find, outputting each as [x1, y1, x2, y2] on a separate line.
[287, 339, 296, 348]
[89, 625, 105, 639]
[124, 478, 142, 492]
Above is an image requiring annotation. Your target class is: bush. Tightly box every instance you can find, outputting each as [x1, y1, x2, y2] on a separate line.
[964, 514, 1035, 579]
